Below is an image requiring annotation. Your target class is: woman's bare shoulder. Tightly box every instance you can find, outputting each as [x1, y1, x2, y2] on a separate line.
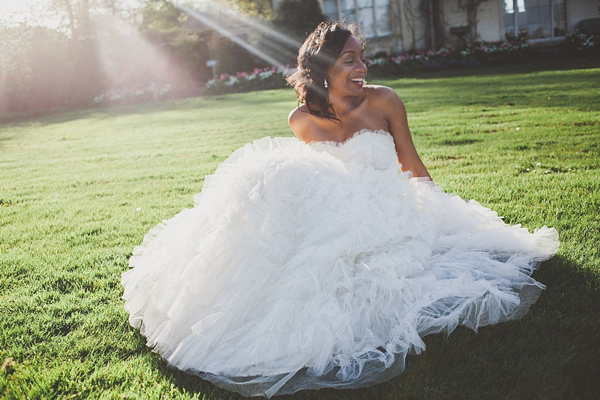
[288, 105, 324, 142]
[365, 85, 403, 105]
[288, 105, 307, 127]
[288, 105, 309, 139]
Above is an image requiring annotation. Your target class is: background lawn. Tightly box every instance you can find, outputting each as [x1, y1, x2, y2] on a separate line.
[1, 58, 599, 399]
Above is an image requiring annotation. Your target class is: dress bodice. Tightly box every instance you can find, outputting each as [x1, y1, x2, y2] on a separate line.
[309, 129, 398, 170]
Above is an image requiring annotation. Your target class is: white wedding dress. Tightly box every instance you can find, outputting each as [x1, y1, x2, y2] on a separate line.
[121, 130, 559, 397]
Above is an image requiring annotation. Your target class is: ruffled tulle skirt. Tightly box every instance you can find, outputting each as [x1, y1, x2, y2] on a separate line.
[122, 131, 559, 397]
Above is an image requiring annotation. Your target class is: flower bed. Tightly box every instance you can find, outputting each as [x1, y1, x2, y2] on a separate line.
[367, 38, 532, 78]
[560, 31, 599, 56]
[94, 83, 172, 106]
[205, 66, 295, 95]
[204, 33, 598, 94]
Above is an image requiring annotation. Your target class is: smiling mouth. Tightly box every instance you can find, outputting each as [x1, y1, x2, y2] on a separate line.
[350, 78, 365, 84]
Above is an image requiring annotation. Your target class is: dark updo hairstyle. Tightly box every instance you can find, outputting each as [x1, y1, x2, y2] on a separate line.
[287, 21, 365, 123]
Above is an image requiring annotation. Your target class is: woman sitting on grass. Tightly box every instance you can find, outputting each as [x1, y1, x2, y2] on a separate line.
[122, 21, 558, 398]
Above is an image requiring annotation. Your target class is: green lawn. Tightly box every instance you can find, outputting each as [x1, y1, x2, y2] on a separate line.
[1, 58, 599, 399]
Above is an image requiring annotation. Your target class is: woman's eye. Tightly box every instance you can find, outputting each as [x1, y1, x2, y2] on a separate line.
[342, 57, 368, 66]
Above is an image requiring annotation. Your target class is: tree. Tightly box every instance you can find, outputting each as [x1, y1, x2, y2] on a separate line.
[0, 0, 208, 116]
[216, 0, 273, 19]
[54, 0, 104, 104]
[0, 0, 105, 114]
[273, 0, 326, 41]
[0, 25, 74, 113]
[137, 0, 211, 84]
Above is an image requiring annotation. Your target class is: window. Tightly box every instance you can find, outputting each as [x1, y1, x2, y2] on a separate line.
[322, 0, 392, 38]
[323, 0, 340, 21]
[374, 0, 392, 37]
[343, 0, 357, 23]
[502, 0, 566, 40]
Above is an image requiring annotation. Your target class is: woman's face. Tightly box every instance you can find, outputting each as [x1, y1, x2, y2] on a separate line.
[326, 35, 367, 96]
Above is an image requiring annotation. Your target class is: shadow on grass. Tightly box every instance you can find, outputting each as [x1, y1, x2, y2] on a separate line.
[0, 90, 297, 130]
[147, 255, 599, 399]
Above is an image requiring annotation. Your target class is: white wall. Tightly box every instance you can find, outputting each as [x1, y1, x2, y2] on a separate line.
[477, 0, 502, 41]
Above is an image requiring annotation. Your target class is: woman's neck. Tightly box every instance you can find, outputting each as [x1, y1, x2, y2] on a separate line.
[329, 93, 366, 117]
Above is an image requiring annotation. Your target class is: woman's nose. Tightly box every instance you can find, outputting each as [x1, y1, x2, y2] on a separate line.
[357, 59, 368, 72]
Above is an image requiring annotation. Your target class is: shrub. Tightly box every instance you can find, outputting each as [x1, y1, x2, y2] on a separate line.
[560, 31, 599, 56]
[205, 66, 295, 95]
[367, 38, 531, 78]
[93, 83, 172, 106]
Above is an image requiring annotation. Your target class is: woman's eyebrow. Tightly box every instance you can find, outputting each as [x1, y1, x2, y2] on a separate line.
[340, 50, 363, 56]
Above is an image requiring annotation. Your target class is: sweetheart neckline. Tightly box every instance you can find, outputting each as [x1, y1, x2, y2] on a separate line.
[308, 129, 392, 147]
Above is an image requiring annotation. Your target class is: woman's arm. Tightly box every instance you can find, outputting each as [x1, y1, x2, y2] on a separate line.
[377, 87, 431, 179]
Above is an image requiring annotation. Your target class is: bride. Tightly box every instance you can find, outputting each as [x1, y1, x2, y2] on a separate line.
[121, 21, 559, 398]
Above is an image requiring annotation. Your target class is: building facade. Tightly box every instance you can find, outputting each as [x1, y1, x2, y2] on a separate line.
[271, 0, 600, 54]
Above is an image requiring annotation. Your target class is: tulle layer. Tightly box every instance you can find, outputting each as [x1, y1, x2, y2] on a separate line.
[122, 130, 559, 397]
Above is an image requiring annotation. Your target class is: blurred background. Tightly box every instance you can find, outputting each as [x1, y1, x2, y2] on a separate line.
[0, 0, 598, 117]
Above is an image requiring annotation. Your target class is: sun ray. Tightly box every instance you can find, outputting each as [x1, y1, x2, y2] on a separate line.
[175, 0, 303, 68]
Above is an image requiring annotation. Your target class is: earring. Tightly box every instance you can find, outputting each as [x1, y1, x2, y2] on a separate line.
[324, 79, 328, 88]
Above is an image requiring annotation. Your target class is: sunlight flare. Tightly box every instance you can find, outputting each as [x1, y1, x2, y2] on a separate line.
[175, 0, 302, 68]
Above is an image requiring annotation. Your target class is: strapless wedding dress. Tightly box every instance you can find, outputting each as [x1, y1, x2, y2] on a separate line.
[121, 130, 558, 397]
